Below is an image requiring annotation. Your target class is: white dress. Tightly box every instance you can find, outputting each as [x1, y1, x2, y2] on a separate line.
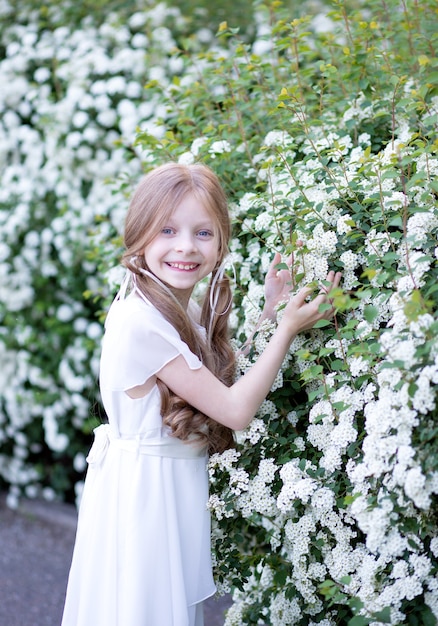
[61, 290, 216, 626]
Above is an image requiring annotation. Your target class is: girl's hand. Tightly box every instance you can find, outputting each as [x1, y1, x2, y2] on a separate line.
[282, 270, 342, 335]
[263, 252, 293, 320]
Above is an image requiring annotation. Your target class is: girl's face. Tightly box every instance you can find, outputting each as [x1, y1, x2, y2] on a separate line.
[143, 193, 220, 307]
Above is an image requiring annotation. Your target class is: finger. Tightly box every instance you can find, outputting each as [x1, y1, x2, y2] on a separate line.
[320, 271, 342, 294]
[324, 306, 337, 320]
[328, 271, 342, 288]
[266, 252, 282, 278]
[294, 286, 314, 305]
[333, 271, 342, 288]
[318, 272, 334, 292]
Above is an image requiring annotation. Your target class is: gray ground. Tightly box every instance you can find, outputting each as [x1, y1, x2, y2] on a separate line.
[0, 494, 232, 626]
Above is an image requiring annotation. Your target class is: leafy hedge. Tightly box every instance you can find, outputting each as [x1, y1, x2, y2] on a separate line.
[1, 0, 437, 624]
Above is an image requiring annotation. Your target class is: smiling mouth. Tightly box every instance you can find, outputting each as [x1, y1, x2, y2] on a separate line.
[166, 262, 199, 271]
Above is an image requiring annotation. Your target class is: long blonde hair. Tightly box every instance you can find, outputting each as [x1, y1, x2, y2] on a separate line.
[122, 162, 235, 454]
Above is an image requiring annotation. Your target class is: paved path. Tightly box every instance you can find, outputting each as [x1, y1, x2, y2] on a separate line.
[0, 494, 231, 626]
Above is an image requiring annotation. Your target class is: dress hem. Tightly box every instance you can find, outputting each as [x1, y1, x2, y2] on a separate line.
[188, 586, 217, 607]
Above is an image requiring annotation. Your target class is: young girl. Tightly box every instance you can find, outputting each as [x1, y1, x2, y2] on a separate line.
[61, 162, 341, 626]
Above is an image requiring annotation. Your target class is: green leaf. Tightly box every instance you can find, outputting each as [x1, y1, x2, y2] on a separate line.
[313, 318, 332, 328]
[274, 567, 287, 586]
[363, 305, 379, 323]
[372, 607, 392, 623]
[379, 360, 406, 369]
[388, 216, 403, 228]
[348, 617, 371, 626]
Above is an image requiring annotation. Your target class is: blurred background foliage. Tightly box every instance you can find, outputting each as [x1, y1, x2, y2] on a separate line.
[3, 0, 328, 36]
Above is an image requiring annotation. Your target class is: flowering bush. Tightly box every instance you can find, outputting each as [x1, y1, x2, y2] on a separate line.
[135, 1, 438, 623]
[0, 0, 203, 504]
[1, 0, 437, 624]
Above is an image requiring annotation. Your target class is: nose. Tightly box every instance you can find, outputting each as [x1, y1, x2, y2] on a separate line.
[174, 232, 197, 253]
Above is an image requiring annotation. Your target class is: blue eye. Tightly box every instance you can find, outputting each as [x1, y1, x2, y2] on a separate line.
[161, 227, 174, 235]
[198, 230, 212, 238]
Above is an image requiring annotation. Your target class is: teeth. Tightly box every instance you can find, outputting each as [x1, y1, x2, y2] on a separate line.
[168, 263, 198, 270]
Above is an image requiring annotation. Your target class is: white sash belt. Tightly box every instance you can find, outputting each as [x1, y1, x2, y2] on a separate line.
[86, 424, 206, 466]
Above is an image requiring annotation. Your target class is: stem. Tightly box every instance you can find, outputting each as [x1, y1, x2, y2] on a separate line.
[398, 153, 418, 290]
[400, 0, 416, 60]
[339, 0, 355, 50]
[266, 167, 287, 248]
[390, 78, 403, 150]
[289, 23, 304, 102]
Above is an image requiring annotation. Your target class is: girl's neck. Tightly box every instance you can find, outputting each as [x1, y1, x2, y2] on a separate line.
[138, 267, 193, 311]
[170, 288, 192, 311]
[138, 267, 192, 311]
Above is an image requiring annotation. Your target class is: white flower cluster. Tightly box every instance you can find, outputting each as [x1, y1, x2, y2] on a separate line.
[237, 466, 278, 519]
[269, 591, 302, 626]
[278, 459, 318, 510]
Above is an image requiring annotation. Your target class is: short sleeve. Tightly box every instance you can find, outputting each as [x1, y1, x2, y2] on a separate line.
[99, 295, 202, 392]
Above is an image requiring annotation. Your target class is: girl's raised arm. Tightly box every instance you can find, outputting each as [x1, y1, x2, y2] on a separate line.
[157, 270, 342, 431]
